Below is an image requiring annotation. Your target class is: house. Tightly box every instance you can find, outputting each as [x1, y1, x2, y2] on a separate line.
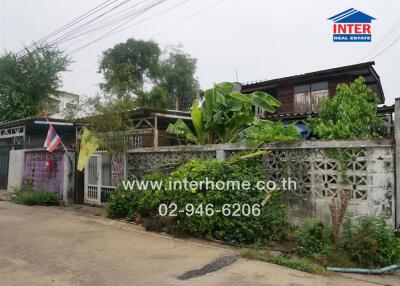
[238, 61, 394, 134]
[0, 117, 79, 203]
[42, 91, 80, 119]
[240, 62, 384, 117]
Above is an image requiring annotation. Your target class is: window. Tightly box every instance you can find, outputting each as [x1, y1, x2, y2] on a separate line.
[294, 82, 328, 113]
[65, 103, 77, 110]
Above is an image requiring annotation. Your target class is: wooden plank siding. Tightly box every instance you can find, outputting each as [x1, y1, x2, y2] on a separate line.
[273, 76, 354, 115]
[241, 62, 385, 118]
[275, 87, 294, 114]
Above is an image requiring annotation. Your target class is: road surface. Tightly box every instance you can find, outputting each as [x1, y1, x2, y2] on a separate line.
[0, 201, 398, 286]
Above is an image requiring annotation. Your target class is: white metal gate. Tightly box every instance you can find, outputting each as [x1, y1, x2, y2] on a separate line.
[84, 154, 116, 205]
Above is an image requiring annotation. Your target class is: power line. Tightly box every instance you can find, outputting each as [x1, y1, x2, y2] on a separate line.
[67, 0, 166, 55]
[67, 0, 191, 56]
[369, 32, 400, 60]
[47, 0, 133, 47]
[63, 64, 99, 81]
[65, 0, 222, 77]
[17, 0, 118, 54]
[98, 0, 191, 41]
[359, 16, 400, 62]
[151, 0, 224, 37]
[54, 0, 154, 47]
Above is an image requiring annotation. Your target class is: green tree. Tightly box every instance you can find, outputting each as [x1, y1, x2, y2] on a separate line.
[99, 39, 200, 110]
[99, 38, 161, 99]
[82, 95, 136, 155]
[167, 82, 281, 144]
[159, 51, 199, 110]
[0, 45, 70, 121]
[309, 77, 383, 139]
[136, 86, 168, 109]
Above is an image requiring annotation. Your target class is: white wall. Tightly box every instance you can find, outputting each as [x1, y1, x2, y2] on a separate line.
[7, 149, 24, 191]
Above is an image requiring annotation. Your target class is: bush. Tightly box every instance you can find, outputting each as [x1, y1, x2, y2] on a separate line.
[341, 216, 400, 267]
[11, 187, 60, 206]
[108, 156, 289, 244]
[108, 172, 168, 220]
[308, 77, 384, 140]
[293, 219, 333, 258]
[240, 120, 299, 147]
[107, 186, 141, 220]
[162, 158, 288, 244]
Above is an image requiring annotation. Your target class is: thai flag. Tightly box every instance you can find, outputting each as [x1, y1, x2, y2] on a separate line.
[43, 124, 62, 152]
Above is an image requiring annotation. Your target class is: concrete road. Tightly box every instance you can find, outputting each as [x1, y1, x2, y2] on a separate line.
[0, 201, 398, 286]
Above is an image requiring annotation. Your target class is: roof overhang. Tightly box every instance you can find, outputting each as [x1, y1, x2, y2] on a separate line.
[240, 61, 385, 103]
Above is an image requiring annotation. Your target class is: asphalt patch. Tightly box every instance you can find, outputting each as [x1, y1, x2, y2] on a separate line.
[178, 255, 239, 280]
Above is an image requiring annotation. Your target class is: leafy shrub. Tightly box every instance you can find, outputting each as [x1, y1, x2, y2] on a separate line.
[240, 120, 299, 147]
[107, 188, 138, 219]
[309, 77, 384, 140]
[11, 187, 60, 206]
[161, 158, 289, 244]
[293, 219, 333, 258]
[108, 157, 289, 244]
[108, 172, 167, 220]
[167, 82, 281, 144]
[341, 216, 400, 267]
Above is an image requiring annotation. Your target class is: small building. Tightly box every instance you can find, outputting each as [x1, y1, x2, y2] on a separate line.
[44, 91, 80, 119]
[0, 109, 192, 205]
[0, 117, 79, 203]
[79, 108, 192, 205]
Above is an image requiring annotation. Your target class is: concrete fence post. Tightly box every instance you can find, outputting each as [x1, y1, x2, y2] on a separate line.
[216, 150, 226, 161]
[394, 98, 400, 227]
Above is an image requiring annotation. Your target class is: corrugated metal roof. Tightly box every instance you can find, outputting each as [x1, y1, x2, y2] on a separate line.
[0, 116, 76, 128]
[262, 104, 394, 120]
[241, 61, 376, 88]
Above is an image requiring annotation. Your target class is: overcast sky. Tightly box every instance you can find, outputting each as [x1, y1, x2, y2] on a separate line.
[0, 0, 399, 104]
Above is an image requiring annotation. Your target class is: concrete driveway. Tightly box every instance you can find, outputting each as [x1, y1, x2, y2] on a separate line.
[0, 201, 398, 286]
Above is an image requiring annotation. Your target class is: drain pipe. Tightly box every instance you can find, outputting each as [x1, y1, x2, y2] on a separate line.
[327, 264, 400, 274]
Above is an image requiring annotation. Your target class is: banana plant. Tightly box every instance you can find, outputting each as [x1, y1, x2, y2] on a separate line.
[166, 82, 281, 144]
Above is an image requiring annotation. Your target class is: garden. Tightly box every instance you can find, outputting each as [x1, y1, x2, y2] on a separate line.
[106, 77, 400, 274]
[9, 77, 399, 274]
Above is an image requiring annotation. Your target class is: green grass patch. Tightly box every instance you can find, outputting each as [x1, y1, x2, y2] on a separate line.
[241, 249, 330, 276]
[11, 187, 60, 206]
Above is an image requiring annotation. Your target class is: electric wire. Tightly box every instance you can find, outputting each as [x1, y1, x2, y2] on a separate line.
[17, 0, 118, 54]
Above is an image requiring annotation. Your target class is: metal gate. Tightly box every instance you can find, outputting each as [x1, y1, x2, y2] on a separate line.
[84, 154, 117, 204]
[0, 148, 10, 188]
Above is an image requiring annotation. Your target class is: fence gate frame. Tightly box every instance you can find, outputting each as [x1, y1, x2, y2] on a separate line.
[84, 153, 118, 205]
[84, 154, 101, 204]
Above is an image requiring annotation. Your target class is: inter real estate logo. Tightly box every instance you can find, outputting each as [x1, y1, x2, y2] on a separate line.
[328, 8, 376, 42]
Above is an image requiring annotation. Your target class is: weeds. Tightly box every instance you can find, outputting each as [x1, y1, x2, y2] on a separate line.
[241, 249, 330, 276]
[11, 187, 60, 206]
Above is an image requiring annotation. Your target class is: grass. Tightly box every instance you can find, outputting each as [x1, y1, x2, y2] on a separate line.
[241, 249, 330, 276]
[11, 187, 60, 206]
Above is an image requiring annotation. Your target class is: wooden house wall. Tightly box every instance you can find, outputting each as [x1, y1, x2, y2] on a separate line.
[273, 76, 353, 115]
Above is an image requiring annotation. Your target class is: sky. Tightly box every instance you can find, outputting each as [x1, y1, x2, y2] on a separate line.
[0, 0, 399, 104]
